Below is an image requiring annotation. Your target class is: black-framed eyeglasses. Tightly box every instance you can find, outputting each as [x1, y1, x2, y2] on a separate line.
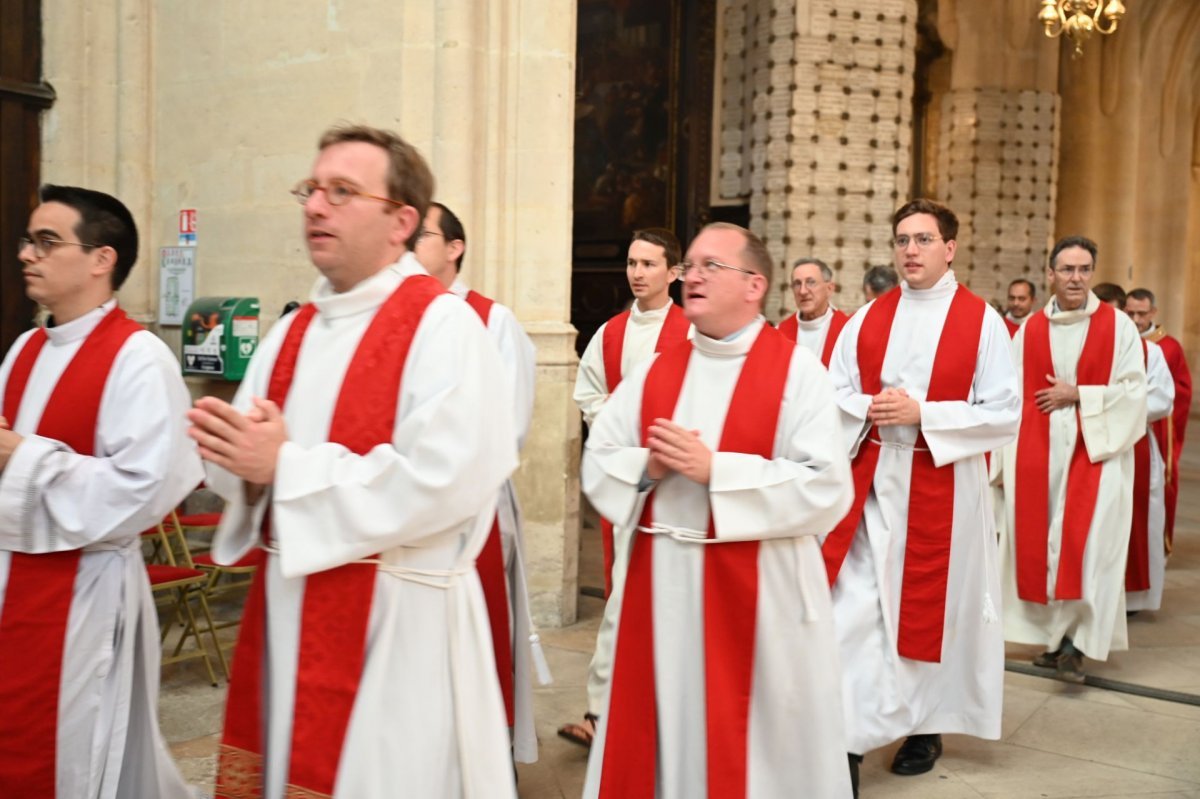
[18, 235, 99, 260]
[892, 233, 943, 250]
[680, 258, 758, 277]
[291, 178, 405, 208]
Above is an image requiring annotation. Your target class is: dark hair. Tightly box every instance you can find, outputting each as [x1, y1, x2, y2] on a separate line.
[39, 184, 139, 290]
[1127, 287, 1157, 307]
[632, 227, 681, 267]
[318, 124, 434, 250]
[892, 198, 959, 241]
[1092, 282, 1126, 307]
[792, 257, 833, 282]
[429, 202, 467, 272]
[1049, 235, 1098, 270]
[863, 264, 899, 295]
[1008, 278, 1037, 298]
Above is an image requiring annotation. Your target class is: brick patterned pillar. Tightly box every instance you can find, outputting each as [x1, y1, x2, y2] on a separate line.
[718, 0, 918, 314]
[938, 88, 1060, 305]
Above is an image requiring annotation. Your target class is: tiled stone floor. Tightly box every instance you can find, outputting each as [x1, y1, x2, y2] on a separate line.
[163, 433, 1200, 798]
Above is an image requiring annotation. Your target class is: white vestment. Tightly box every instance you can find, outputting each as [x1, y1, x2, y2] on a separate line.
[789, 305, 839, 359]
[1001, 293, 1147, 660]
[449, 278, 545, 763]
[575, 300, 692, 715]
[582, 318, 854, 798]
[826, 272, 1021, 754]
[208, 258, 518, 799]
[0, 300, 202, 799]
[1126, 341, 1174, 611]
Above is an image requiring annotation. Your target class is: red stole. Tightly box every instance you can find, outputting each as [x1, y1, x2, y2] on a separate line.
[0, 307, 141, 797]
[1004, 317, 1021, 338]
[598, 302, 690, 597]
[462, 288, 515, 725]
[1126, 340, 1152, 591]
[215, 275, 444, 799]
[776, 309, 849, 367]
[1013, 301, 1116, 604]
[821, 285, 986, 662]
[597, 325, 794, 799]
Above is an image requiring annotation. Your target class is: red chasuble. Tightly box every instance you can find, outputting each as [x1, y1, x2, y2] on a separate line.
[820, 285, 986, 663]
[1126, 340, 1152, 592]
[1013, 302, 1116, 604]
[463, 289, 516, 725]
[776, 309, 849, 367]
[0, 308, 142, 797]
[216, 275, 444, 799]
[597, 325, 794, 799]
[597, 302, 690, 597]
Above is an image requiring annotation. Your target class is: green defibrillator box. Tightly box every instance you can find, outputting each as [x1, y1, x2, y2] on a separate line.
[181, 297, 260, 381]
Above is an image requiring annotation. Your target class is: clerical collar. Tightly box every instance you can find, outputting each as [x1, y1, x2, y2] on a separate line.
[44, 298, 118, 345]
[900, 269, 958, 300]
[1140, 325, 1161, 340]
[449, 278, 470, 300]
[1045, 291, 1099, 323]
[691, 316, 765, 359]
[1004, 311, 1028, 326]
[311, 252, 424, 320]
[630, 299, 672, 321]
[797, 305, 834, 330]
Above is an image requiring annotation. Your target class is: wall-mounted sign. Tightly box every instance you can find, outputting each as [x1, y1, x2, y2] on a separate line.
[159, 246, 196, 326]
[179, 209, 197, 246]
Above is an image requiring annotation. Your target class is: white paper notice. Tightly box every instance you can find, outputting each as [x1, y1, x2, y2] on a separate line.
[159, 247, 196, 326]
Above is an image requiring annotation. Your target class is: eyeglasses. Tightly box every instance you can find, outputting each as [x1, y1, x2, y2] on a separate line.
[18, 235, 98, 260]
[680, 258, 758, 277]
[892, 233, 943, 250]
[1051, 265, 1094, 277]
[791, 278, 824, 291]
[416, 228, 445, 241]
[291, 178, 405, 208]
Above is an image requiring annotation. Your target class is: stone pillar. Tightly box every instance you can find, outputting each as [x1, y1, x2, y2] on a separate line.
[937, 88, 1059, 301]
[930, 0, 1061, 304]
[718, 0, 919, 315]
[42, 0, 581, 626]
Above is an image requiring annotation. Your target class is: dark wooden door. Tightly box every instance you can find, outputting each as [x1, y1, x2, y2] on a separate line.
[0, 0, 52, 352]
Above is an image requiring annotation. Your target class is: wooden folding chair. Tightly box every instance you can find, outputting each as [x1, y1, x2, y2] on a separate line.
[146, 513, 229, 685]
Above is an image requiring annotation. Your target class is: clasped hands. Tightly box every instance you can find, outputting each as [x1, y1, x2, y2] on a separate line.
[1034, 375, 1078, 414]
[186, 396, 288, 486]
[867, 387, 921, 427]
[645, 418, 711, 485]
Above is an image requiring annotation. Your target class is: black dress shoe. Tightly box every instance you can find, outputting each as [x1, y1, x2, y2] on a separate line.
[1032, 648, 1061, 668]
[890, 733, 943, 775]
[848, 753, 863, 798]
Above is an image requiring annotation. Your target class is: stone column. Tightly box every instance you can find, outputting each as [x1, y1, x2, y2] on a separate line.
[930, 0, 1061, 303]
[718, 0, 919, 315]
[42, 0, 581, 626]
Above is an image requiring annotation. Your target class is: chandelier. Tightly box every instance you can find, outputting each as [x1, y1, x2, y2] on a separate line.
[1038, 0, 1126, 59]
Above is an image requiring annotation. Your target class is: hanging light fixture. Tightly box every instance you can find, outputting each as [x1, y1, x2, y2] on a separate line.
[1038, 0, 1126, 59]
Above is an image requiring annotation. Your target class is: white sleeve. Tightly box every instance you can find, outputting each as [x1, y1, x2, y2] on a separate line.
[0, 332, 203, 551]
[574, 322, 611, 427]
[1078, 314, 1148, 462]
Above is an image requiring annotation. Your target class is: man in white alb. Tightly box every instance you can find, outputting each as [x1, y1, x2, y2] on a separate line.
[776, 257, 849, 367]
[582, 222, 854, 798]
[415, 200, 545, 763]
[188, 124, 518, 798]
[0, 185, 201, 798]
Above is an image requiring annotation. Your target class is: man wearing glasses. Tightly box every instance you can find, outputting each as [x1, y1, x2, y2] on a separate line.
[414, 201, 543, 765]
[824, 199, 1020, 793]
[1001, 236, 1147, 682]
[582, 223, 854, 797]
[0, 185, 202, 797]
[777, 257, 849, 367]
[188, 125, 519, 798]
